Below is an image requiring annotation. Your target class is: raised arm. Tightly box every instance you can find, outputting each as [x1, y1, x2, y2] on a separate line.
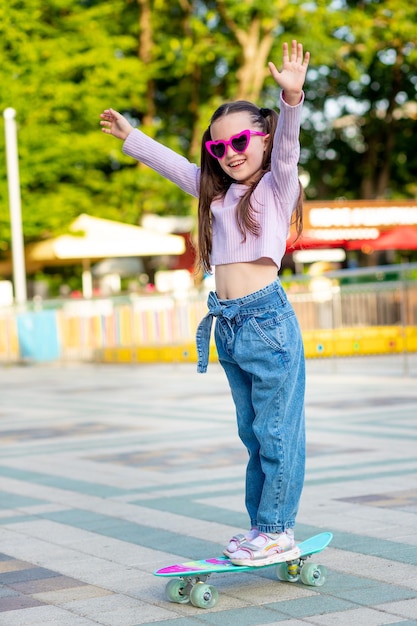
[268, 40, 309, 106]
[99, 108, 200, 198]
[267, 41, 309, 216]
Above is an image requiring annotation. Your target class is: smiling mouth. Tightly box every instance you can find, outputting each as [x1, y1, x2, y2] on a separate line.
[229, 158, 245, 168]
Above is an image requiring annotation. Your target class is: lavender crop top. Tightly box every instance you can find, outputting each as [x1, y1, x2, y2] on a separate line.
[122, 92, 303, 269]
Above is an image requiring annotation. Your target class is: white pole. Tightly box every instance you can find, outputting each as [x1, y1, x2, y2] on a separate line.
[82, 259, 93, 299]
[3, 107, 27, 304]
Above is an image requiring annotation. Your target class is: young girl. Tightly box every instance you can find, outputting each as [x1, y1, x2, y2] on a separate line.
[100, 40, 309, 567]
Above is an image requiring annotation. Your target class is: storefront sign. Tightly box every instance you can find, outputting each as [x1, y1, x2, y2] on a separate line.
[303, 200, 417, 241]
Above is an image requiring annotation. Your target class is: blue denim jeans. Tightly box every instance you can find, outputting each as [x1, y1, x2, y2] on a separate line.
[196, 279, 305, 534]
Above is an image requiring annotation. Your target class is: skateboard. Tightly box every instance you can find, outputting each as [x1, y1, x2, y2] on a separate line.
[154, 531, 332, 609]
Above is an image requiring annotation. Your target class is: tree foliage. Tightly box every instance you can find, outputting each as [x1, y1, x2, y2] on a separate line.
[0, 0, 416, 262]
[303, 0, 417, 200]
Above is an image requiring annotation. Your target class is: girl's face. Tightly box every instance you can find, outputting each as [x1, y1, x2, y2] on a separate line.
[209, 111, 269, 185]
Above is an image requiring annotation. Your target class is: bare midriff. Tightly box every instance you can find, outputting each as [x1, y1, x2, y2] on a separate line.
[214, 257, 278, 300]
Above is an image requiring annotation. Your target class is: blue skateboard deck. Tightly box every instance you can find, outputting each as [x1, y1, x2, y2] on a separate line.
[154, 531, 332, 609]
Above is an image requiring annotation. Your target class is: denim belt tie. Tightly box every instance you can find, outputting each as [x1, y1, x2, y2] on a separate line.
[196, 291, 240, 373]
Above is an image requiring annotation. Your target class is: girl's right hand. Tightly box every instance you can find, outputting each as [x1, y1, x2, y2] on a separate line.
[99, 109, 134, 141]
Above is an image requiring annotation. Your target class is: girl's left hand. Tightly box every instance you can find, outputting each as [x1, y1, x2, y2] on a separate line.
[268, 40, 310, 105]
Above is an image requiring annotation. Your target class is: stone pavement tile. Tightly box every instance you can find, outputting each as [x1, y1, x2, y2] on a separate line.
[14, 504, 70, 516]
[59, 593, 176, 626]
[0, 605, 101, 626]
[0, 530, 97, 576]
[0, 558, 33, 574]
[324, 572, 417, 606]
[375, 598, 417, 620]
[271, 622, 319, 626]
[176, 604, 291, 625]
[267, 595, 357, 618]
[0, 514, 39, 525]
[139, 618, 214, 626]
[307, 607, 408, 625]
[0, 593, 45, 611]
[7, 574, 86, 594]
[0, 466, 128, 499]
[0, 492, 46, 509]
[0, 585, 19, 599]
[320, 549, 417, 590]
[0, 566, 60, 585]
[31, 584, 114, 605]
[277, 622, 324, 626]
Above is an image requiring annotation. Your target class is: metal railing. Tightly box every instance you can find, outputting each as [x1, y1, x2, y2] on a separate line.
[1, 263, 417, 363]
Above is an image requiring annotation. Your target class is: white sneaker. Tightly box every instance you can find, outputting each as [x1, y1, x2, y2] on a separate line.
[224, 528, 259, 557]
[230, 529, 300, 567]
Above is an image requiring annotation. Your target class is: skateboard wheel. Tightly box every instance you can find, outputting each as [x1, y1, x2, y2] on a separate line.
[276, 562, 299, 582]
[300, 563, 327, 586]
[165, 579, 190, 603]
[189, 582, 219, 608]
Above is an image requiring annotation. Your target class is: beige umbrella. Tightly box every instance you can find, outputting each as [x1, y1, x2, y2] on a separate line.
[28, 214, 185, 260]
[26, 214, 186, 297]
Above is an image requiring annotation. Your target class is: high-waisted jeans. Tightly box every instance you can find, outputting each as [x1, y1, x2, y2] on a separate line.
[196, 279, 305, 533]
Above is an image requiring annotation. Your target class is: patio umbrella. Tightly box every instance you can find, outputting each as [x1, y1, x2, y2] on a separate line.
[26, 214, 185, 297]
[27, 214, 185, 262]
[91, 257, 145, 278]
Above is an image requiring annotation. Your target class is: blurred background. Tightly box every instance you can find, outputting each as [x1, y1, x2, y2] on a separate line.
[1, 0, 416, 364]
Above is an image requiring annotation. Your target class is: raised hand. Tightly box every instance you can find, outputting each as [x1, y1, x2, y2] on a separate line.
[100, 109, 134, 141]
[268, 40, 310, 105]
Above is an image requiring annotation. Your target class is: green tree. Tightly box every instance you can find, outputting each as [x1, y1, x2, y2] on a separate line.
[0, 0, 147, 244]
[1, 0, 416, 272]
[301, 0, 417, 200]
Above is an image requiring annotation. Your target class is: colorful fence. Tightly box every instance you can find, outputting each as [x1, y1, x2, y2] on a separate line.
[1, 268, 417, 364]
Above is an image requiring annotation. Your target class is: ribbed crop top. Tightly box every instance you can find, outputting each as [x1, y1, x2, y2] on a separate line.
[122, 92, 303, 269]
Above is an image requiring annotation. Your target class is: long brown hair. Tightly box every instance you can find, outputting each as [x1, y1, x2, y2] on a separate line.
[197, 100, 303, 274]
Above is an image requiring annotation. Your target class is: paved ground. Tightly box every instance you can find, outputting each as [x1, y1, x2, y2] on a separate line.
[0, 355, 416, 625]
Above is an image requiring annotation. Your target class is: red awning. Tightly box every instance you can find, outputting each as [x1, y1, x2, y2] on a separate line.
[345, 226, 417, 252]
[370, 226, 417, 250]
[286, 233, 346, 251]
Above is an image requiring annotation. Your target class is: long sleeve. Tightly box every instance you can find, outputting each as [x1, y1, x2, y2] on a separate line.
[270, 92, 304, 219]
[122, 130, 200, 198]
